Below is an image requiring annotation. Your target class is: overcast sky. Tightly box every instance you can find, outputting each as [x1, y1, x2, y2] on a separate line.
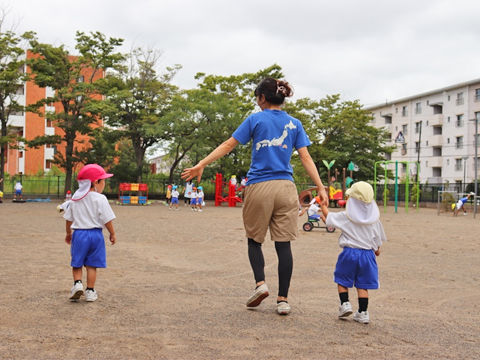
[7, 0, 480, 107]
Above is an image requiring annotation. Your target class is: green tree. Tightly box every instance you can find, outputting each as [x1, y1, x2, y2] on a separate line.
[26, 31, 124, 193]
[286, 95, 395, 183]
[101, 47, 181, 183]
[0, 18, 31, 191]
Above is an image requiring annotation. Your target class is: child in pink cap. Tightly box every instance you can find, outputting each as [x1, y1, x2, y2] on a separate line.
[63, 164, 117, 302]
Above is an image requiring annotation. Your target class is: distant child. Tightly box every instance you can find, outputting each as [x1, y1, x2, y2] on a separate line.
[14, 181, 23, 200]
[166, 185, 172, 205]
[65, 190, 72, 201]
[299, 196, 322, 221]
[320, 181, 387, 324]
[453, 192, 475, 217]
[0, 177, 3, 203]
[169, 185, 180, 210]
[183, 180, 194, 207]
[197, 186, 204, 212]
[63, 164, 117, 302]
[190, 186, 198, 211]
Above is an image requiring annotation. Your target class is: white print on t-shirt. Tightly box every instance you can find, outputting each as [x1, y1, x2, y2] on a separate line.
[255, 120, 296, 151]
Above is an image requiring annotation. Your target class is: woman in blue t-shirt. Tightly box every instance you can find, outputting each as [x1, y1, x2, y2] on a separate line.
[182, 77, 327, 315]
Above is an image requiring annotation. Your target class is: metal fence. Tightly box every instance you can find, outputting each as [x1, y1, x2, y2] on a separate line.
[0, 175, 475, 204]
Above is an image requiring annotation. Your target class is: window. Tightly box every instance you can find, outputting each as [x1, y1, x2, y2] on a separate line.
[401, 163, 407, 173]
[456, 92, 464, 105]
[384, 116, 392, 125]
[456, 114, 464, 127]
[16, 85, 24, 95]
[475, 134, 480, 147]
[448, 95, 451, 101]
[426, 161, 428, 167]
[401, 143, 407, 155]
[19, 151, 23, 158]
[427, 100, 430, 105]
[455, 158, 462, 171]
[456, 136, 463, 149]
[402, 106, 408, 117]
[447, 138, 450, 144]
[78, 75, 85, 83]
[447, 116, 450, 123]
[402, 124, 408, 135]
[415, 142, 419, 153]
[415, 102, 422, 114]
[46, 120, 53, 127]
[395, 108, 398, 113]
[46, 160, 52, 169]
[415, 122, 421, 133]
[476, 88, 480, 102]
[426, 141, 429, 146]
[447, 159, 450, 165]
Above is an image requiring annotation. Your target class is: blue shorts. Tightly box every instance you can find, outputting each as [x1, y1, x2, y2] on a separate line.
[70, 228, 107, 268]
[190, 198, 197, 205]
[171, 197, 179, 204]
[308, 214, 320, 221]
[197, 197, 203, 204]
[334, 247, 379, 289]
[15, 189, 22, 195]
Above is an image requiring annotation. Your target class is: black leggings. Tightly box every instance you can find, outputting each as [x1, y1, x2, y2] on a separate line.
[248, 238, 293, 298]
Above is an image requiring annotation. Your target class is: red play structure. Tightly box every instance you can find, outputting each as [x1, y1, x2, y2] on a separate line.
[214, 173, 243, 207]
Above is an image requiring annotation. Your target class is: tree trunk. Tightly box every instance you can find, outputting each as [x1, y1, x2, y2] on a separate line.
[64, 134, 75, 195]
[0, 118, 7, 192]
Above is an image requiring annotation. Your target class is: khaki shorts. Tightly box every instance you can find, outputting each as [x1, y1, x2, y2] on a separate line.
[242, 180, 299, 243]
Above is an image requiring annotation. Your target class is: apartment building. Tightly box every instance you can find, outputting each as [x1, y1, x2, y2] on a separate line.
[4, 51, 104, 175]
[366, 78, 480, 186]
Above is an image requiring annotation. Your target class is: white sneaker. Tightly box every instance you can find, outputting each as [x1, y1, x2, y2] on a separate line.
[176, 208, 178, 211]
[246, 283, 269, 307]
[276, 301, 291, 315]
[69, 282, 83, 300]
[85, 289, 98, 302]
[338, 301, 353, 318]
[169, 208, 172, 211]
[463, 212, 468, 216]
[198, 209, 203, 212]
[353, 311, 369, 324]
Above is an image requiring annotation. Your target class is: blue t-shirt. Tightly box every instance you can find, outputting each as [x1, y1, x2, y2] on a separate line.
[232, 109, 311, 186]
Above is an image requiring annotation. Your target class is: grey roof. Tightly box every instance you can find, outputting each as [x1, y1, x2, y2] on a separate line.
[364, 77, 480, 110]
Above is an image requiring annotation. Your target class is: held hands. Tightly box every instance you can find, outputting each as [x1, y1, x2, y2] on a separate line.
[317, 186, 329, 207]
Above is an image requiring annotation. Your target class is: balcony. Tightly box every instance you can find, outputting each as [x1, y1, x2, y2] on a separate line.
[429, 114, 444, 126]
[456, 98, 464, 105]
[455, 142, 464, 149]
[429, 156, 443, 167]
[454, 164, 463, 171]
[428, 134, 443, 147]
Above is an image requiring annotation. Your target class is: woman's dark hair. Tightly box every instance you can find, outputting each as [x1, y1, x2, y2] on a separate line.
[254, 77, 294, 105]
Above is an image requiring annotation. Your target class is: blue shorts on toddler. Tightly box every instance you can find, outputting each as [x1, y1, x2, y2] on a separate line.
[190, 198, 197, 205]
[171, 197, 179, 204]
[334, 247, 378, 289]
[71, 228, 107, 268]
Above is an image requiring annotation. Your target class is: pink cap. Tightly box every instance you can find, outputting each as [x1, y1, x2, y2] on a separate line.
[77, 164, 113, 182]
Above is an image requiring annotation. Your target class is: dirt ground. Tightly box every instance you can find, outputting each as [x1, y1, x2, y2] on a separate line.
[1, 199, 479, 360]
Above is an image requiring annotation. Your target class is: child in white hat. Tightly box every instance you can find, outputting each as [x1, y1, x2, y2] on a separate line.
[63, 164, 117, 302]
[320, 181, 387, 324]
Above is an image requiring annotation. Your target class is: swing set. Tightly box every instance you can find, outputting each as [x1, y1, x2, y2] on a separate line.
[374, 161, 420, 213]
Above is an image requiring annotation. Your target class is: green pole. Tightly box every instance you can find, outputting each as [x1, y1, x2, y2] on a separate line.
[405, 163, 409, 214]
[395, 161, 398, 213]
[384, 162, 387, 214]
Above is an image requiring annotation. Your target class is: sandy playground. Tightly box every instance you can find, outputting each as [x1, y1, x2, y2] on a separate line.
[0, 200, 479, 360]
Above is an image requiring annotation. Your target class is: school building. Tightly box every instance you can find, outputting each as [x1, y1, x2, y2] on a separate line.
[366, 78, 480, 187]
[4, 51, 105, 175]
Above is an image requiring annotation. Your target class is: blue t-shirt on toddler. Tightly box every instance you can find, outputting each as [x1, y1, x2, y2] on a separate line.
[232, 109, 311, 186]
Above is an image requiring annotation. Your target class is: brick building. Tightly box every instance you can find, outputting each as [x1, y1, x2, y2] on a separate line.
[4, 51, 105, 175]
